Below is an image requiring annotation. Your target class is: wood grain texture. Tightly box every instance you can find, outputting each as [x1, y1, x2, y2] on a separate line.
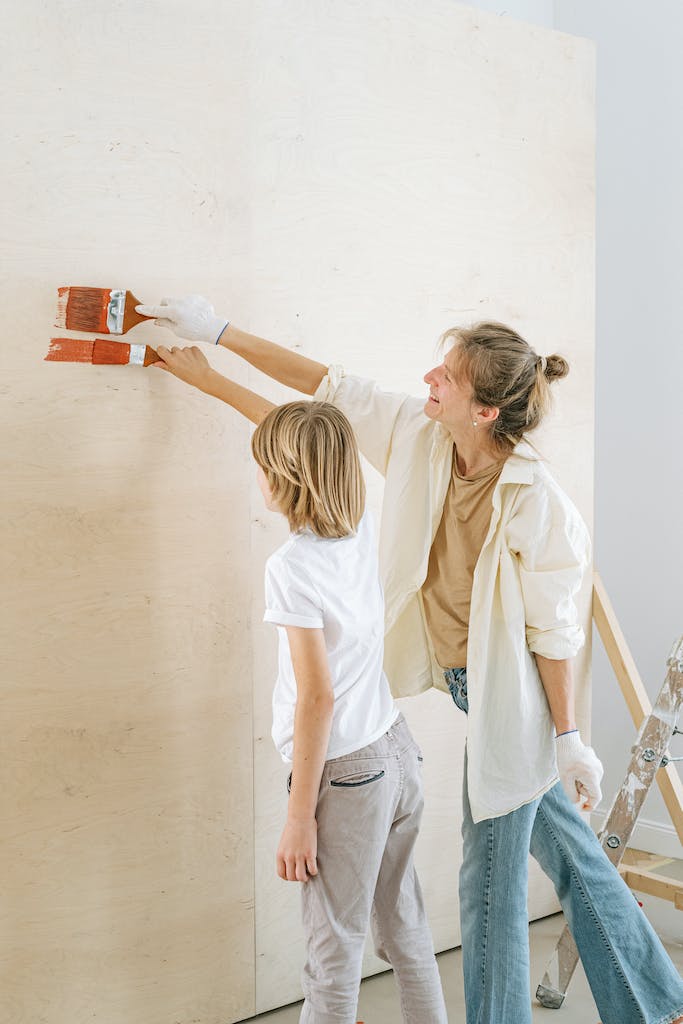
[1, 1, 594, 1022]
[1, 0, 257, 1019]
[2, 346, 256, 1022]
[245, 1, 594, 1013]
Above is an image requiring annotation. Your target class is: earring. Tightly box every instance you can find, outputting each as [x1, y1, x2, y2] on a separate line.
[472, 420, 478, 427]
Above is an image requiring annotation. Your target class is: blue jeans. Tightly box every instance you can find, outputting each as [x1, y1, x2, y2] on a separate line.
[445, 666, 683, 1024]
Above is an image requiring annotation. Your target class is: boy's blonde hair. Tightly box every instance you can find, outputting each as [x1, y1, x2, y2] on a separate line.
[251, 401, 365, 539]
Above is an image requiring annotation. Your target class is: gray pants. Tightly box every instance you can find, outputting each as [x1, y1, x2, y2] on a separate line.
[298, 712, 448, 1024]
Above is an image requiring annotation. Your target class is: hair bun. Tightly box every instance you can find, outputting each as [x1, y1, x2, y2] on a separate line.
[544, 353, 569, 382]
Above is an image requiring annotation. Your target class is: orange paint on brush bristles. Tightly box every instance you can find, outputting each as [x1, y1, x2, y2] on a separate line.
[45, 338, 159, 366]
[56, 287, 110, 333]
[55, 287, 151, 335]
[45, 337, 95, 362]
[91, 339, 133, 364]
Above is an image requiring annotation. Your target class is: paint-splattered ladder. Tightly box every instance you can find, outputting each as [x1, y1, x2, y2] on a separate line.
[536, 573, 683, 1010]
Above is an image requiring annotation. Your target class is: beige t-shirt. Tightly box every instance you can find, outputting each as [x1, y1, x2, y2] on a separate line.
[421, 447, 505, 669]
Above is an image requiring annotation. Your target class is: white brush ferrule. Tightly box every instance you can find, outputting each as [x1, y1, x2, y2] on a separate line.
[107, 289, 126, 334]
[129, 344, 146, 366]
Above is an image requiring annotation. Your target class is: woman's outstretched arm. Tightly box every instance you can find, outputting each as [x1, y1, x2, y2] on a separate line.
[219, 324, 328, 396]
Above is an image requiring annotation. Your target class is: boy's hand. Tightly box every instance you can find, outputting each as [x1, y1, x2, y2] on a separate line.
[276, 817, 318, 882]
[136, 294, 228, 344]
[151, 344, 215, 392]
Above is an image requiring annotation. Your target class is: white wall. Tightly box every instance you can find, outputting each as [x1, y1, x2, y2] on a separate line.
[463, 0, 683, 852]
[555, 0, 683, 855]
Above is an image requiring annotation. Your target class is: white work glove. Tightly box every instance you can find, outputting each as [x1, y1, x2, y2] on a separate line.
[556, 730, 604, 811]
[135, 294, 229, 344]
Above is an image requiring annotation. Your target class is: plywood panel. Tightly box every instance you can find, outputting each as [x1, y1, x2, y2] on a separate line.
[246, 1, 594, 1012]
[1, 2, 593, 1022]
[2, 301, 256, 1024]
[0, 2, 258, 1021]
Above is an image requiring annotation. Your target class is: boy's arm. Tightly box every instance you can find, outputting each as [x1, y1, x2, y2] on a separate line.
[278, 626, 335, 883]
[137, 295, 329, 396]
[152, 344, 275, 425]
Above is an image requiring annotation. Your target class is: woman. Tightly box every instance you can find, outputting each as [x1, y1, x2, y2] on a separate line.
[139, 294, 683, 1024]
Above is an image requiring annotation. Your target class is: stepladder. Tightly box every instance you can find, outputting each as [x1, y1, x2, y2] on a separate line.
[536, 575, 683, 1010]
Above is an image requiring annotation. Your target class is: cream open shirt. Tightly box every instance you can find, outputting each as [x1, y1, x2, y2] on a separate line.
[315, 367, 591, 822]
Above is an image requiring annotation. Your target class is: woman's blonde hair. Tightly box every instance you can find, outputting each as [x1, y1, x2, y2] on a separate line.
[442, 321, 570, 454]
[251, 401, 365, 539]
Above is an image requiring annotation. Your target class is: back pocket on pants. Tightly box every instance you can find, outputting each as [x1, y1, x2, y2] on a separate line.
[330, 769, 385, 788]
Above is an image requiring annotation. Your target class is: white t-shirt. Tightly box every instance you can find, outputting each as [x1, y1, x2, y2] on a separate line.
[264, 511, 398, 763]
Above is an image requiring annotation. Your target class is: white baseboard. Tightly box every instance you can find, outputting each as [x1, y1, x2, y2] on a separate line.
[591, 813, 682, 860]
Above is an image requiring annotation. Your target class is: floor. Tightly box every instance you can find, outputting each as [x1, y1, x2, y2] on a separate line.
[245, 852, 683, 1024]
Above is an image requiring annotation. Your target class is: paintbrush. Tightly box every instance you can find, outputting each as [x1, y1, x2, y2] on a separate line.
[55, 287, 151, 335]
[45, 338, 159, 366]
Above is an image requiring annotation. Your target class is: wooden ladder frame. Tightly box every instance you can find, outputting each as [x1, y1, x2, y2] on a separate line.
[536, 572, 683, 1010]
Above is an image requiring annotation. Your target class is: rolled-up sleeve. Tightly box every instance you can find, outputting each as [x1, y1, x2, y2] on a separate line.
[264, 558, 324, 629]
[506, 486, 591, 659]
[314, 365, 410, 477]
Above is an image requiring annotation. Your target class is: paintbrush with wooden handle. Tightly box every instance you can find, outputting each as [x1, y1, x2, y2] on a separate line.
[45, 338, 159, 366]
[55, 287, 152, 335]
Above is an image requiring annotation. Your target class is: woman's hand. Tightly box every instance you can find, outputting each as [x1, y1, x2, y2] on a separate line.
[152, 344, 215, 392]
[136, 294, 228, 344]
[556, 731, 604, 811]
[276, 817, 318, 882]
